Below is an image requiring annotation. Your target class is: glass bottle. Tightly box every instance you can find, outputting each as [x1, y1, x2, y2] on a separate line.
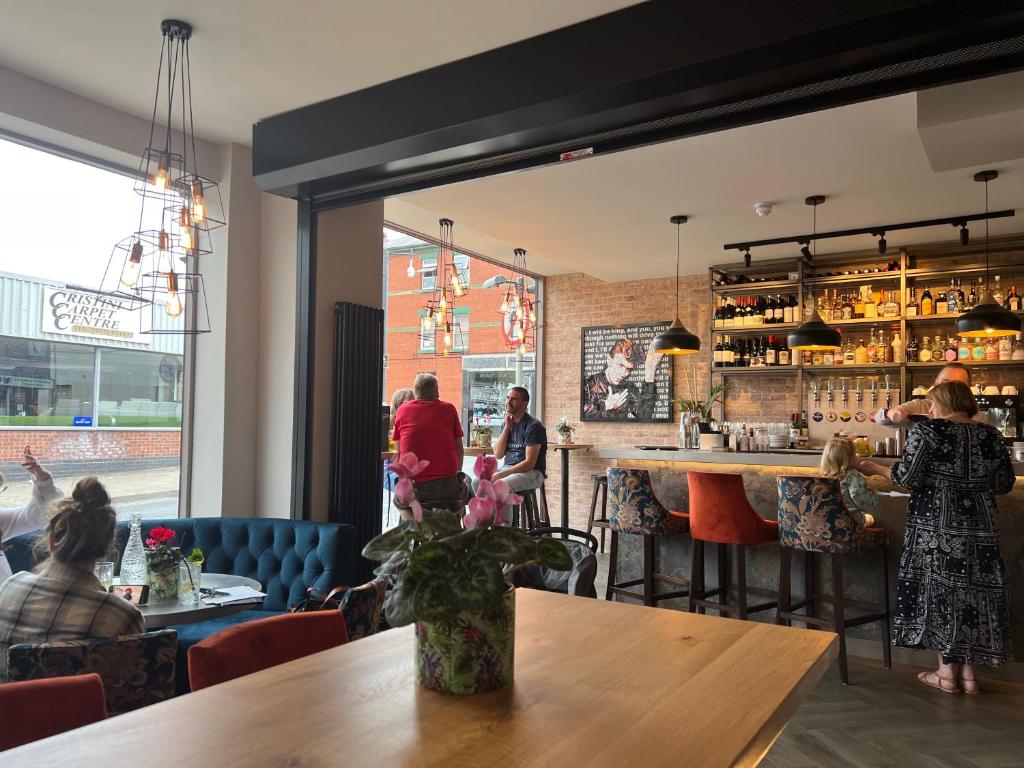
[998, 335, 1012, 361]
[713, 337, 724, 366]
[906, 287, 918, 316]
[946, 279, 959, 314]
[831, 290, 843, 322]
[854, 338, 868, 364]
[862, 288, 876, 319]
[843, 338, 856, 365]
[841, 293, 854, 320]
[120, 513, 148, 584]
[906, 335, 918, 363]
[934, 336, 947, 362]
[866, 330, 877, 363]
[918, 335, 932, 363]
[944, 337, 958, 362]
[883, 330, 895, 363]
[992, 275, 1004, 308]
[966, 280, 977, 311]
[811, 347, 824, 366]
[957, 337, 970, 361]
[921, 286, 933, 315]
[971, 337, 985, 362]
[766, 336, 777, 366]
[1012, 333, 1024, 361]
[1009, 284, 1021, 312]
[984, 337, 997, 361]
[885, 290, 900, 318]
[779, 339, 790, 366]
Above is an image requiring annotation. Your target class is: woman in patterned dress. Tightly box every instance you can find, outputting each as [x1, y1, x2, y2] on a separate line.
[855, 381, 1014, 694]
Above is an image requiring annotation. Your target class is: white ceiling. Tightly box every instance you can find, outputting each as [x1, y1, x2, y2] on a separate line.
[0, 0, 636, 145]
[394, 92, 1024, 281]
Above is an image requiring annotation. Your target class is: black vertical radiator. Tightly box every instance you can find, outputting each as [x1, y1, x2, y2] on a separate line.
[329, 301, 384, 584]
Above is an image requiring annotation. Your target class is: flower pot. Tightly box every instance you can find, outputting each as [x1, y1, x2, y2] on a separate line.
[146, 551, 179, 602]
[557, 432, 573, 445]
[415, 587, 515, 694]
[477, 432, 492, 449]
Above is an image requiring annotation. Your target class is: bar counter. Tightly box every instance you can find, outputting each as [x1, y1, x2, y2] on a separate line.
[595, 447, 1024, 664]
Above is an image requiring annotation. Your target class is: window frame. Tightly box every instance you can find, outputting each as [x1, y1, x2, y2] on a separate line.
[420, 256, 438, 291]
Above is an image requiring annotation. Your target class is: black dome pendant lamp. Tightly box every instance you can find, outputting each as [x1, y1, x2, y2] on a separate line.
[956, 170, 1020, 339]
[652, 215, 700, 355]
[788, 195, 841, 352]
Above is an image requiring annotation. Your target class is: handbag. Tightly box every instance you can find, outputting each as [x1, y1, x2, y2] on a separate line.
[289, 585, 350, 613]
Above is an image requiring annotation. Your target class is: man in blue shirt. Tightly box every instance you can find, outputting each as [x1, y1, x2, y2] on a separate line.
[475, 386, 547, 495]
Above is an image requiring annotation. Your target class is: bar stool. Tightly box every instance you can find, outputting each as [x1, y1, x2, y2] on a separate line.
[512, 483, 549, 530]
[605, 468, 690, 606]
[686, 471, 778, 619]
[585, 473, 610, 553]
[776, 476, 891, 685]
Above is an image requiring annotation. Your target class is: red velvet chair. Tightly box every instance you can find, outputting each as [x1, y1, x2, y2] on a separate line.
[188, 611, 348, 691]
[686, 471, 779, 619]
[0, 673, 107, 750]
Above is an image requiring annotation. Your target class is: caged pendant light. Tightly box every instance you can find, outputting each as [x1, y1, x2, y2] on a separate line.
[651, 215, 700, 355]
[956, 170, 1020, 338]
[788, 196, 841, 352]
[98, 19, 223, 334]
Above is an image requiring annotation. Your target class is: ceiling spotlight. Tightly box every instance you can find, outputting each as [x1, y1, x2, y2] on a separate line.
[800, 242, 812, 260]
[754, 202, 773, 217]
[960, 225, 969, 246]
[743, 249, 752, 268]
[877, 233, 887, 254]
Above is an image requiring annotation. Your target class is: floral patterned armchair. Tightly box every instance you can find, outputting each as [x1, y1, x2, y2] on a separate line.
[339, 578, 388, 640]
[607, 468, 688, 536]
[7, 629, 177, 716]
[776, 477, 887, 554]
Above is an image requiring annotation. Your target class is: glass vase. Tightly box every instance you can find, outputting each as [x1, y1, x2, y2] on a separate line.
[679, 412, 700, 449]
[178, 561, 202, 605]
[146, 551, 179, 602]
[119, 513, 148, 584]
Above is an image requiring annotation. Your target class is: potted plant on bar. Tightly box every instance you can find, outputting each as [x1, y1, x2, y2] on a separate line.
[472, 423, 494, 449]
[554, 417, 576, 445]
[676, 368, 729, 448]
[362, 454, 572, 694]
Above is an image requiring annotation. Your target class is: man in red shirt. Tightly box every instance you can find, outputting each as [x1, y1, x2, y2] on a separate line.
[392, 373, 469, 517]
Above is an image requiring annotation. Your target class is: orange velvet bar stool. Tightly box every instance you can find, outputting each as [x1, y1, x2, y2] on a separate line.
[189, 611, 348, 690]
[0, 674, 106, 751]
[686, 471, 779, 619]
[605, 468, 690, 606]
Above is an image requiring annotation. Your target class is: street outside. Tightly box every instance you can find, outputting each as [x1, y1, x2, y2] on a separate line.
[1, 465, 180, 520]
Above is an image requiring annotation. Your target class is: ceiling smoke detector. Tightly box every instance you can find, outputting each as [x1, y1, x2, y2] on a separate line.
[754, 202, 773, 217]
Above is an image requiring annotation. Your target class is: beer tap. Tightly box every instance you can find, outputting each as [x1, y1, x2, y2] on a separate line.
[810, 379, 820, 407]
[884, 374, 892, 408]
[826, 379, 834, 407]
[839, 379, 848, 407]
[869, 380, 878, 407]
[855, 380, 863, 406]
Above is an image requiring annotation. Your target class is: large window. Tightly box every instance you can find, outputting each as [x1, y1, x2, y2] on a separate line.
[0, 138, 185, 520]
[420, 256, 437, 290]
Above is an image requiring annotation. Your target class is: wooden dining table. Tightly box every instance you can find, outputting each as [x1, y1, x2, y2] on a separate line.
[5, 590, 836, 767]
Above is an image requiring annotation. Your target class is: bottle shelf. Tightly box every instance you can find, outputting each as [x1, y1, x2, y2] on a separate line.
[803, 363, 901, 372]
[906, 265, 1024, 280]
[811, 272, 901, 286]
[826, 316, 902, 327]
[711, 323, 798, 335]
[710, 366, 799, 376]
[711, 279, 798, 295]
[904, 311, 1024, 323]
[906, 360, 1024, 368]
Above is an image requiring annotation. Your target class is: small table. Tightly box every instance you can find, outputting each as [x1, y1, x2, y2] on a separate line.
[381, 447, 494, 461]
[550, 443, 593, 530]
[126, 573, 263, 629]
[2, 590, 837, 767]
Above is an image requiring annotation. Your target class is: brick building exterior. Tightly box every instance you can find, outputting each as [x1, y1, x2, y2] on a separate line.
[384, 237, 536, 431]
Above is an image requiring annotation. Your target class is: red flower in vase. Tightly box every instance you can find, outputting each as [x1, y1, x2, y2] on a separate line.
[145, 526, 176, 548]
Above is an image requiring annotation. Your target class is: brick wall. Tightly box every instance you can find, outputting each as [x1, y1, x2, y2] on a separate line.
[541, 272, 797, 527]
[0, 430, 180, 463]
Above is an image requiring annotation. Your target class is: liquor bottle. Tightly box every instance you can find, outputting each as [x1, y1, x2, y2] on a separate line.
[966, 280, 977, 311]
[854, 338, 868, 364]
[855, 288, 867, 319]
[713, 337, 723, 365]
[782, 294, 793, 324]
[976, 277, 986, 305]
[882, 330, 895, 363]
[888, 331, 905, 364]
[866, 330, 877, 363]
[822, 344, 834, 366]
[906, 288, 918, 316]
[918, 336, 932, 363]
[862, 289, 876, 319]
[120, 513, 148, 584]
[1009, 284, 1021, 312]
[946, 279, 959, 314]
[998, 335, 1012, 361]
[1012, 333, 1024, 361]
[937, 288, 947, 314]
[742, 338, 753, 367]
[957, 337, 970, 361]
[766, 336, 777, 366]
[779, 338, 790, 366]
[831, 290, 844, 322]
[944, 337, 958, 362]
[841, 293, 854, 320]
[811, 348, 824, 366]
[774, 295, 785, 323]
[906, 335, 918, 363]
[843, 338, 856, 365]
[789, 294, 799, 323]
[721, 335, 733, 367]
[713, 300, 723, 328]
[933, 336, 946, 362]
[765, 295, 776, 324]
[971, 337, 985, 362]
[921, 286, 933, 315]
[984, 338, 998, 362]
[992, 275, 1004, 308]
[884, 290, 900, 318]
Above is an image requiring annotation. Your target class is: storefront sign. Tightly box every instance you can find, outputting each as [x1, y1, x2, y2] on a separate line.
[73, 416, 93, 427]
[41, 288, 151, 345]
[580, 322, 674, 423]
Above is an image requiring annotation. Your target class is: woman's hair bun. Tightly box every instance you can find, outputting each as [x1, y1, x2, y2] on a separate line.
[71, 477, 111, 512]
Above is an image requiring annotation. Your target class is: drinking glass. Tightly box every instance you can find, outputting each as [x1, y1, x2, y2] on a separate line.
[94, 561, 114, 591]
[853, 436, 873, 458]
[178, 561, 202, 606]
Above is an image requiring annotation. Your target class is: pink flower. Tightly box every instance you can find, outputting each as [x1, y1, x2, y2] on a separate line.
[395, 477, 423, 523]
[465, 496, 496, 529]
[474, 455, 498, 482]
[391, 452, 430, 479]
[477, 479, 523, 509]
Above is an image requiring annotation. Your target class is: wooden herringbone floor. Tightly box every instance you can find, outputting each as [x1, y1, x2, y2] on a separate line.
[764, 657, 1024, 768]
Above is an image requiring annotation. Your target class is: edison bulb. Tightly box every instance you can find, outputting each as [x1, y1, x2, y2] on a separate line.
[120, 260, 141, 289]
[179, 205, 192, 227]
[164, 273, 183, 317]
[501, 299, 509, 313]
[180, 226, 194, 252]
[406, 259, 415, 278]
[153, 155, 169, 190]
[451, 271, 465, 297]
[444, 330, 452, 347]
[159, 229, 170, 252]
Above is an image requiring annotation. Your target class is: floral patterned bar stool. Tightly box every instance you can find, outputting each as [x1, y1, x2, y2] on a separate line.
[776, 476, 891, 684]
[686, 471, 779, 620]
[605, 468, 690, 606]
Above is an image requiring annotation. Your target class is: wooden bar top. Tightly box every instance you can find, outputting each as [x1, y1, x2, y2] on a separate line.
[550, 443, 594, 450]
[5, 590, 836, 767]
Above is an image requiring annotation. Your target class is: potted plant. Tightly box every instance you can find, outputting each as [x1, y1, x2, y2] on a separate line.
[144, 526, 202, 603]
[554, 417, 576, 445]
[472, 423, 494, 449]
[362, 453, 572, 695]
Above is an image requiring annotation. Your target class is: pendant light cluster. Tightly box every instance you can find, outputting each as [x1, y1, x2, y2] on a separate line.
[499, 248, 538, 354]
[420, 218, 467, 355]
[788, 196, 842, 352]
[651, 215, 701, 355]
[99, 19, 223, 334]
[955, 170, 1021, 338]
